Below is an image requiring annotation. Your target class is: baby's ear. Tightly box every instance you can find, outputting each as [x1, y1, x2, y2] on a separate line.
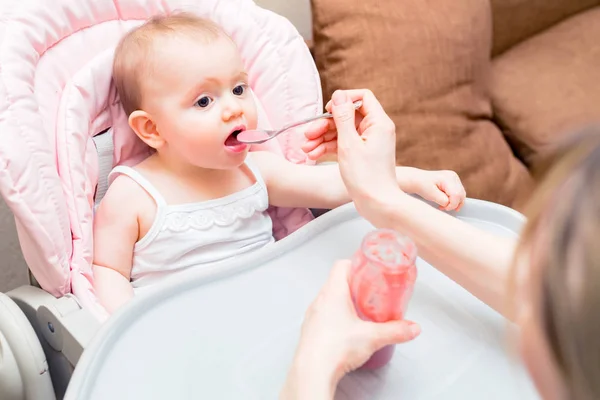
[128, 110, 164, 149]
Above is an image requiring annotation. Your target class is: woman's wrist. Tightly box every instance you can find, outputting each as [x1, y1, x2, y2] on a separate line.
[280, 347, 339, 400]
[354, 186, 406, 230]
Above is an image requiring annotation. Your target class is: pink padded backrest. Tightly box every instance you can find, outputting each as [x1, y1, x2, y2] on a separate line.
[0, 0, 321, 321]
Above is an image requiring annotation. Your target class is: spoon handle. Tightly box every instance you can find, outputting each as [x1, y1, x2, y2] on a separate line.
[279, 100, 363, 133]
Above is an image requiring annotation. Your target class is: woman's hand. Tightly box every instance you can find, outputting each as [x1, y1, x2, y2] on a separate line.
[303, 90, 392, 162]
[280, 260, 420, 399]
[303, 118, 341, 160]
[305, 90, 402, 226]
[303, 94, 367, 161]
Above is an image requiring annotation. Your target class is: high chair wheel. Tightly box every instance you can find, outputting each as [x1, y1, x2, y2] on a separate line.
[0, 292, 55, 400]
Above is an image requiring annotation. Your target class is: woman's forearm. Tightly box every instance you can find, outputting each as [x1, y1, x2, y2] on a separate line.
[361, 190, 517, 318]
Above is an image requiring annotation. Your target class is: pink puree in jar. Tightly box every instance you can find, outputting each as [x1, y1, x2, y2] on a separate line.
[350, 229, 418, 369]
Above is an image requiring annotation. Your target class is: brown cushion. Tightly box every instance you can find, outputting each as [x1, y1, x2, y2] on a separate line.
[491, 7, 600, 167]
[490, 0, 600, 56]
[311, 0, 533, 209]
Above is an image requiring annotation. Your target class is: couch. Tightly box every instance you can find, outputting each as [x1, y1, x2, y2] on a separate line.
[309, 0, 600, 210]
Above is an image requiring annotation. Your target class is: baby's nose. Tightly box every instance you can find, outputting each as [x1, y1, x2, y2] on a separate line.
[222, 98, 243, 120]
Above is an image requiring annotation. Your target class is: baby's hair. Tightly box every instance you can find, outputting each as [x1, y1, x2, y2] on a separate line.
[112, 12, 229, 116]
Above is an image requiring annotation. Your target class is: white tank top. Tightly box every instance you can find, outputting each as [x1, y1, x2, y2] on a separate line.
[108, 157, 275, 289]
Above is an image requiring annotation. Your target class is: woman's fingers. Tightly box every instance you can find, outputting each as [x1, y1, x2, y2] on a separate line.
[331, 91, 361, 147]
[368, 320, 421, 349]
[322, 130, 338, 142]
[306, 141, 337, 160]
[327, 260, 352, 293]
[304, 118, 331, 140]
[326, 89, 389, 120]
[304, 112, 363, 143]
[302, 128, 339, 155]
[302, 137, 323, 153]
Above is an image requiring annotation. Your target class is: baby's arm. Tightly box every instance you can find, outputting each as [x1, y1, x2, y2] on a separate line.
[251, 151, 349, 209]
[251, 151, 465, 210]
[92, 176, 140, 314]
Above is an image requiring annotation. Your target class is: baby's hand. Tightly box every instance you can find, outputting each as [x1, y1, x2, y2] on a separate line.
[399, 168, 466, 211]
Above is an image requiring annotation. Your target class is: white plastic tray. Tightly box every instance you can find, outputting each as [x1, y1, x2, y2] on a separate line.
[65, 199, 541, 399]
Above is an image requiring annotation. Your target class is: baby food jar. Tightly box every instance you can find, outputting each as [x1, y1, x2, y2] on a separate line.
[350, 229, 418, 369]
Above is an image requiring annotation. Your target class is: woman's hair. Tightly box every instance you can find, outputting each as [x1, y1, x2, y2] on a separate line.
[516, 125, 600, 399]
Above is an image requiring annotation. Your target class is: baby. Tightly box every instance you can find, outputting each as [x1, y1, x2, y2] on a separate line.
[93, 13, 466, 314]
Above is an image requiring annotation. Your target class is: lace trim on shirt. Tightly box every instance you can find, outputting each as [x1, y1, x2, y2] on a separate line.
[160, 188, 269, 232]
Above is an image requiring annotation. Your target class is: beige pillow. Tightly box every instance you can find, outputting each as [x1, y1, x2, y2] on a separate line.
[490, 0, 600, 56]
[491, 7, 600, 167]
[311, 0, 533, 209]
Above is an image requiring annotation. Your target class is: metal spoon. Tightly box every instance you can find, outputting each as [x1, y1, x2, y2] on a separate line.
[236, 100, 363, 144]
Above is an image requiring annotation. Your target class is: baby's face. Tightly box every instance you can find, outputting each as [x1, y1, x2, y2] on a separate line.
[142, 35, 258, 169]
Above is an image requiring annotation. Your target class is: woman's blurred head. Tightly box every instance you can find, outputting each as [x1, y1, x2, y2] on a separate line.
[515, 126, 600, 400]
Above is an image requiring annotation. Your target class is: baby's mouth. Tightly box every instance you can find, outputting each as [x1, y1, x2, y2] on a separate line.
[224, 127, 246, 148]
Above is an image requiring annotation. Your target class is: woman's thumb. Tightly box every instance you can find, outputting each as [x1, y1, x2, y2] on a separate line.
[331, 90, 359, 144]
[372, 320, 421, 348]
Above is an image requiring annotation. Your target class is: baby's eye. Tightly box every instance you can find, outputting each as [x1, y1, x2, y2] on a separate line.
[195, 96, 212, 108]
[233, 85, 246, 96]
